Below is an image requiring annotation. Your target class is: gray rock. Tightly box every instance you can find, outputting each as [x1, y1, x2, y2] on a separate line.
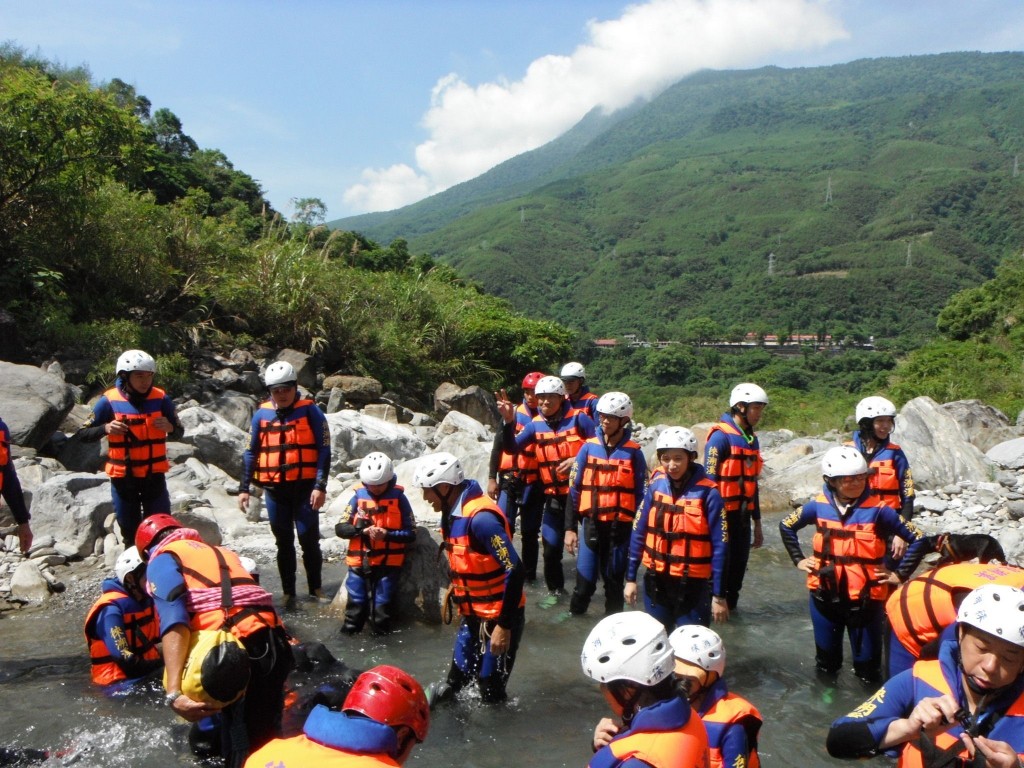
[177, 406, 249, 477]
[322, 375, 382, 407]
[895, 397, 995, 486]
[204, 390, 258, 432]
[941, 400, 1020, 453]
[10, 560, 49, 601]
[987, 438, 1024, 470]
[325, 388, 347, 414]
[0, 361, 76, 449]
[270, 349, 318, 391]
[915, 495, 950, 514]
[363, 403, 399, 424]
[325, 411, 428, 475]
[433, 383, 500, 429]
[30, 474, 112, 558]
[434, 410, 491, 443]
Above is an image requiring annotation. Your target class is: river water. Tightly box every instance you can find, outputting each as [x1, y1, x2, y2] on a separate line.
[0, 520, 892, 767]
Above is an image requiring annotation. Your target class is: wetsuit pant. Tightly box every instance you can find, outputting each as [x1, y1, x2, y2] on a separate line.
[222, 626, 295, 768]
[541, 496, 567, 592]
[342, 566, 399, 634]
[570, 519, 629, 615]
[110, 474, 170, 549]
[643, 573, 712, 630]
[447, 606, 526, 703]
[264, 481, 323, 596]
[887, 630, 917, 679]
[809, 593, 884, 681]
[500, 482, 544, 582]
[724, 509, 752, 610]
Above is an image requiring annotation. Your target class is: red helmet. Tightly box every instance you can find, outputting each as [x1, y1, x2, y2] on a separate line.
[521, 371, 546, 390]
[343, 665, 429, 742]
[135, 513, 183, 559]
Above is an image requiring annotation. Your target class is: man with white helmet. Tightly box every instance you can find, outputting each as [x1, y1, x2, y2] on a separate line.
[703, 383, 767, 612]
[498, 375, 597, 605]
[582, 612, 710, 767]
[780, 445, 928, 683]
[626, 427, 728, 629]
[560, 361, 599, 419]
[413, 452, 525, 703]
[565, 391, 647, 617]
[335, 452, 415, 634]
[79, 349, 181, 548]
[829, 584, 1024, 767]
[669, 625, 762, 768]
[83, 546, 162, 693]
[849, 396, 916, 564]
[239, 360, 332, 605]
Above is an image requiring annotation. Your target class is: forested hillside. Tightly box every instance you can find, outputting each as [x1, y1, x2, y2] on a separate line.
[0, 45, 571, 406]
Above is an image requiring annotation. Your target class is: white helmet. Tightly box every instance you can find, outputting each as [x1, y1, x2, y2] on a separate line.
[821, 446, 868, 478]
[412, 452, 465, 488]
[729, 383, 768, 407]
[957, 584, 1024, 648]
[656, 427, 698, 453]
[116, 350, 156, 376]
[238, 556, 259, 578]
[581, 612, 674, 686]
[669, 625, 726, 677]
[560, 362, 586, 379]
[856, 396, 897, 423]
[359, 452, 395, 485]
[534, 375, 567, 397]
[264, 361, 297, 387]
[114, 546, 145, 585]
[597, 392, 633, 419]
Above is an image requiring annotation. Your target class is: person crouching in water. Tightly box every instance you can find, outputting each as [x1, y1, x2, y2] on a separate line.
[828, 584, 1024, 766]
[565, 391, 648, 616]
[244, 665, 429, 767]
[670, 625, 762, 768]
[584, 611, 710, 768]
[780, 445, 928, 683]
[625, 427, 728, 629]
[413, 452, 526, 703]
[83, 546, 162, 694]
[335, 452, 416, 635]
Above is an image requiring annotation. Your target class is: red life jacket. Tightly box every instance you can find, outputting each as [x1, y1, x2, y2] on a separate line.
[445, 495, 525, 620]
[84, 589, 161, 686]
[345, 485, 409, 569]
[254, 399, 321, 485]
[103, 386, 171, 478]
[641, 483, 718, 579]
[577, 439, 642, 524]
[808, 495, 889, 601]
[706, 421, 762, 513]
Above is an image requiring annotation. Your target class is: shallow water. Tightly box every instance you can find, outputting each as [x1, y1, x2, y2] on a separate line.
[0, 520, 894, 767]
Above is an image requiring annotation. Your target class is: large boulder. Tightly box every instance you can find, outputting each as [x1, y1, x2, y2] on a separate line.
[177, 406, 250, 477]
[941, 400, 1021, 453]
[271, 349, 318, 391]
[29, 473, 113, 558]
[204, 390, 258, 432]
[895, 397, 995, 487]
[325, 411, 428, 475]
[986, 438, 1024, 470]
[0, 361, 76, 449]
[321, 375, 383, 407]
[434, 410, 491, 443]
[433, 383, 500, 429]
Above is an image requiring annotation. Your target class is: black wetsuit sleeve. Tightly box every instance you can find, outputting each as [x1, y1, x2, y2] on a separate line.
[488, 431, 503, 480]
[826, 721, 880, 758]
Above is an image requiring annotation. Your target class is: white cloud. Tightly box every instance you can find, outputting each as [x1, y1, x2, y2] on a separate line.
[342, 0, 847, 213]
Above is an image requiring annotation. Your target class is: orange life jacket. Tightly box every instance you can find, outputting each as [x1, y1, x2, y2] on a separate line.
[103, 386, 171, 478]
[497, 403, 539, 484]
[243, 735, 401, 767]
[254, 399, 321, 485]
[533, 415, 588, 496]
[641, 483, 718, 579]
[345, 485, 409, 569]
[161, 539, 282, 638]
[84, 589, 161, 686]
[887, 563, 1024, 659]
[706, 421, 762, 513]
[445, 495, 525, 620]
[577, 440, 642, 524]
[807, 497, 889, 601]
[0, 429, 7, 494]
[596, 707, 710, 768]
[847, 439, 905, 510]
[704, 693, 762, 768]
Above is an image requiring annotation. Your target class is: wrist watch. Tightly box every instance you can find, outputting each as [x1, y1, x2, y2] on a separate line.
[165, 691, 181, 707]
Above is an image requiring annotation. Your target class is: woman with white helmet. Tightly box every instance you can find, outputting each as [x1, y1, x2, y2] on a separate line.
[624, 426, 729, 629]
[335, 452, 416, 634]
[850, 396, 916, 565]
[560, 361, 599, 419]
[78, 349, 182, 548]
[780, 445, 928, 683]
[238, 359, 332, 605]
[583, 612, 709, 767]
[669, 625, 762, 768]
[829, 584, 1024, 767]
[497, 375, 597, 606]
[703, 383, 767, 612]
[564, 391, 648, 617]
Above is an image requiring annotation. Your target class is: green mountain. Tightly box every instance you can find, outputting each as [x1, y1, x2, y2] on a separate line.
[336, 52, 1024, 345]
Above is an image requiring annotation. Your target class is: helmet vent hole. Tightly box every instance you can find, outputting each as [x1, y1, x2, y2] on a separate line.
[598, 654, 611, 664]
[622, 639, 637, 646]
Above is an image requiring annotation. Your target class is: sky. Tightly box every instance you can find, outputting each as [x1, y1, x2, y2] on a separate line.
[3, 0, 1024, 221]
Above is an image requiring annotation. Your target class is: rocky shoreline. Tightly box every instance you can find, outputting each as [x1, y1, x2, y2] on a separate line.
[4, 351, 1024, 614]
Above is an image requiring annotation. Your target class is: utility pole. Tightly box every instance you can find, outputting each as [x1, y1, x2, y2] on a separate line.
[767, 252, 776, 276]
[825, 175, 833, 204]
[520, 206, 525, 223]
[906, 241, 912, 268]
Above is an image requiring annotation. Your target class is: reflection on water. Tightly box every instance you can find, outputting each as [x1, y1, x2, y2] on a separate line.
[0, 523, 893, 767]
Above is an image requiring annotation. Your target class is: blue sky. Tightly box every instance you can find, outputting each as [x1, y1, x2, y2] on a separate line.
[4, 1, 1023, 220]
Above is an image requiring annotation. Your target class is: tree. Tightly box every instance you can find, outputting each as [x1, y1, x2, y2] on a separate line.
[291, 197, 327, 227]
